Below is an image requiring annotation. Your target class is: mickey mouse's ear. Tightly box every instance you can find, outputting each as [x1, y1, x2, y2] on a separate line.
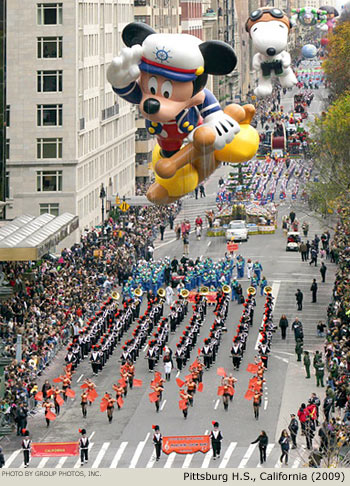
[200, 41, 237, 75]
[122, 22, 155, 47]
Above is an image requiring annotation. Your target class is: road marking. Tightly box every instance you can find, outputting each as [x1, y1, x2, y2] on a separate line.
[91, 442, 110, 468]
[143, 344, 149, 352]
[176, 370, 180, 378]
[129, 433, 150, 468]
[146, 451, 156, 468]
[255, 280, 280, 350]
[155, 238, 176, 250]
[164, 452, 176, 468]
[56, 456, 68, 468]
[292, 457, 301, 468]
[4, 449, 21, 468]
[182, 454, 194, 468]
[214, 399, 220, 410]
[77, 374, 84, 383]
[160, 399, 167, 411]
[238, 444, 257, 468]
[218, 442, 237, 468]
[257, 443, 274, 467]
[89, 431, 95, 440]
[110, 442, 128, 468]
[264, 400, 268, 410]
[74, 442, 94, 468]
[208, 241, 211, 247]
[201, 449, 213, 467]
[37, 457, 49, 468]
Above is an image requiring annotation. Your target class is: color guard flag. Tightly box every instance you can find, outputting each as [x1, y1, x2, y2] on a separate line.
[217, 367, 226, 377]
[149, 392, 158, 403]
[53, 377, 63, 383]
[246, 363, 258, 373]
[217, 386, 225, 396]
[35, 392, 43, 402]
[176, 378, 185, 388]
[197, 383, 203, 392]
[80, 383, 88, 389]
[46, 389, 54, 397]
[55, 395, 64, 406]
[117, 397, 124, 408]
[179, 399, 188, 410]
[46, 410, 56, 421]
[133, 379, 143, 387]
[100, 399, 108, 412]
[65, 388, 75, 398]
[87, 389, 98, 402]
[244, 389, 254, 401]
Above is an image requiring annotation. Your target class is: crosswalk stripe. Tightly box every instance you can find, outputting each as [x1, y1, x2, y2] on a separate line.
[238, 444, 257, 468]
[201, 450, 213, 468]
[37, 457, 49, 468]
[275, 456, 282, 468]
[146, 451, 157, 468]
[257, 444, 274, 467]
[218, 442, 237, 468]
[129, 433, 149, 468]
[182, 454, 194, 468]
[292, 457, 301, 468]
[164, 452, 176, 468]
[56, 456, 68, 468]
[4, 449, 21, 468]
[73, 442, 94, 468]
[91, 442, 110, 468]
[110, 442, 128, 468]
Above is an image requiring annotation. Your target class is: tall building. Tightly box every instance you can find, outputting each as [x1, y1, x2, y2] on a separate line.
[134, 0, 181, 187]
[6, 0, 135, 234]
[180, 0, 203, 38]
[0, 0, 6, 218]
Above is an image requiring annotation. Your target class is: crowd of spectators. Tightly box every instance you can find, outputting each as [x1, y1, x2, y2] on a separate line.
[0, 202, 179, 428]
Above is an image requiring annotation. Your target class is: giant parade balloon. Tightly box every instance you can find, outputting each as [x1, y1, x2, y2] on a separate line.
[301, 44, 317, 59]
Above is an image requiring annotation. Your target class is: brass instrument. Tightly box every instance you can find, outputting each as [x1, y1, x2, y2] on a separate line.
[264, 286, 272, 295]
[180, 288, 190, 299]
[247, 286, 256, 296]
[222, 285, 231, 294]
[199, 286, 209, 296]
[111, 291, 120, 301]
[157, 288, 166, 299]
[134, 287, 143, 297]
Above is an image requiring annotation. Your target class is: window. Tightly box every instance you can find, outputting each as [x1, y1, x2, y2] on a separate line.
[37, 3, 63, 25]
[37, 138, 62, 159]
[37, 104, 62, 126]
[37, 170, 62, 191]
[37, 70, 62, 92]
[39, 203, 59, 216]
[5, 139, 10, 159]
[5, 172, 10, 199]
[37, 37, 63, 58]
[5, 105, 10, 127]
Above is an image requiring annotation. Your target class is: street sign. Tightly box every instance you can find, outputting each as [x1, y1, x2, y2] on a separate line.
[115, 196, 120, 205]
[119, 201, 130, 212]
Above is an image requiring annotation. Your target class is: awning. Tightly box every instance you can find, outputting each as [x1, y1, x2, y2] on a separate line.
[0, 213, 79, 261]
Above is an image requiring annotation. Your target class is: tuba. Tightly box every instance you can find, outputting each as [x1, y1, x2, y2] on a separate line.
[134, 287, 143, 297]
[222, 285, 231, 294]
[111, 291, 120, 301]
[247, 286, 256, 296]
[199, 286, 209, 296]
[180, 288, 190, 299]
[264, 286, 272, 295]
[157, 288, 166, 300]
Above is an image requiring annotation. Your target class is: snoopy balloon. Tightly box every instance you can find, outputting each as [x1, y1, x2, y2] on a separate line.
[107, 22, 259, 204]
[246, 7, 297, 98]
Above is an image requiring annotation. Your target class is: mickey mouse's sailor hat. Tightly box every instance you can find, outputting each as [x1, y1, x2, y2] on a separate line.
[139, 33, 205, 82]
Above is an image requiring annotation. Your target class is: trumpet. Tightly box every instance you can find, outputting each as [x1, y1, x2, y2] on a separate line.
[180, 288, 190, 299]
[199, 286, 209, 296]
[264, 286, 272, 295]
[222, 285, 231, 294]
[247, 286, 256, 296]
[134, 287, 143, 297]
[157, 288, 166, 300]
[111, 291, 120, 301]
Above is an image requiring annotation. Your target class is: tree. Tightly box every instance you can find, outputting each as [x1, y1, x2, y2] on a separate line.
[307, 92, 350, 215]
[323, 21, 350, 98]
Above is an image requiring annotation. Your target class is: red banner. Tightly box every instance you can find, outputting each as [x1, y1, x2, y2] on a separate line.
[162, 435, 210, 455]
[31, 442, 79, 457]
[188, 291, 217, 303]
[227, 242, 239, 252]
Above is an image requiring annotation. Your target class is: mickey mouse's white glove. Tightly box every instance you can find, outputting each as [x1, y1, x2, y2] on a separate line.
[202, 111, 240, 150]
[107, 45, 143, 89]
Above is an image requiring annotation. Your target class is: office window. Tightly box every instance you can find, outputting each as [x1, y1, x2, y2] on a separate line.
[37, 170, 62, 191]
[39, 203, 59, 216]
[37, 3, 63, 25]
[37, 138, 62, 159]
[5, 139, 10, 159]
[5, 172, 10, 199]
[37, 104, 62, 126]
[5, 105, 10, 127]
[37, 37, 63, 58]
[37, 70, 62, 92]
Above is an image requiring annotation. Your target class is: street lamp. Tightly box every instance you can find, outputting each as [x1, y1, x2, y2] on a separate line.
[99, 183, 106, 226]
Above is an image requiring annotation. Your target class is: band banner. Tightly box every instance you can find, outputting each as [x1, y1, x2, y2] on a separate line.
[227, 242, 239, 252]
[162, 435, 210, 455]
[188, 291, 217, 303]
[31, 442, 79, 457]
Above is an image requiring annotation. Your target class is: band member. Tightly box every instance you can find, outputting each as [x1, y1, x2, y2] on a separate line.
[127, 361, 135, 389]
[153, 383, 164, 413]
[81, 391, 88, 418]
[62, 374, 71, 402]
[180, 389, 191, 419]
[152, 425, 162, 462]
[231, 338, 242, 370]
[210, 422, 223, 460]
[79, 429, 89, 466]
[22, 430, 31, 468]
[112, 383, 124, 409]
[253, 390, 263, 420]
[53, 386, 62, 415]
[42, 398, 55, 427]
[105, 393, 116, 423]
[90, 346, 101, 375]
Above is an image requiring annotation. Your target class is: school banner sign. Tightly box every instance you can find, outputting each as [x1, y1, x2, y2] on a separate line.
[162, 435, 210, 455]
[188, 291, 217, 303]
[31, 442, 79, 457]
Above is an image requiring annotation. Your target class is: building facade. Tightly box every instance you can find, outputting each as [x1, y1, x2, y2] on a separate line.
[7, 0, 135, 233]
